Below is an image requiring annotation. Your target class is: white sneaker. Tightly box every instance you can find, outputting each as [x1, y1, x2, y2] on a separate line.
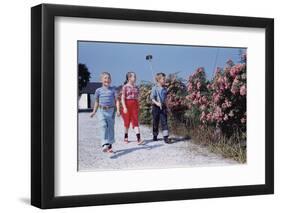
[102, 144, 109, 152]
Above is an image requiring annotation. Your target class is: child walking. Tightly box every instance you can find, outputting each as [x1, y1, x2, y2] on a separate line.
[121, 71, 143, 145]
[90, 72, 120, 153]
[150, 72, 171, 144]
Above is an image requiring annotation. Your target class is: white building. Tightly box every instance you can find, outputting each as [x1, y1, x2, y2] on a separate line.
[78, 82, 102, 111]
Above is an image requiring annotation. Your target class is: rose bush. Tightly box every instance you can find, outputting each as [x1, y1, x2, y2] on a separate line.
[166, 73, 187, 112]
[186, 55, 247, 137]
[138, 82, 153, 124]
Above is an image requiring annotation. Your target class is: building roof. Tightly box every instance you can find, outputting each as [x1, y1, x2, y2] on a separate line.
[80, 82, 102, 94]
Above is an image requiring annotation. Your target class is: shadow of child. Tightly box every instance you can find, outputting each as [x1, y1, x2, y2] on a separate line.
[110, 144, 163, 159]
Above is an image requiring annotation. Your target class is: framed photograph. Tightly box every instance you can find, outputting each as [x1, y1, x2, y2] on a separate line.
[31, 3, 274, 209]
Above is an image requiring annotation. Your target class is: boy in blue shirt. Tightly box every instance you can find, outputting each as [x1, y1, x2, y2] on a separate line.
[90, 72, 120, 153]
[150, 72, 171, 144]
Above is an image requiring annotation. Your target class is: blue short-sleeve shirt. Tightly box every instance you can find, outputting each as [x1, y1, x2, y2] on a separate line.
[150, 85, 168, 104]
[95, 86, 117, 106]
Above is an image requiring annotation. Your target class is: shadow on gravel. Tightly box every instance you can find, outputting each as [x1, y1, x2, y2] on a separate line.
[143, 136, 191, 145]
[170, 136, 191, 143]
[110, 144, 163, 159]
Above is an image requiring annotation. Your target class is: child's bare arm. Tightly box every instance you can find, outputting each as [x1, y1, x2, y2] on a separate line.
[152, 99, 161, 107]
[121, 93, 127, 113]
[151, 87, 161, 107]
[90, 101, 99, 117]
[116, 98, 120, 116]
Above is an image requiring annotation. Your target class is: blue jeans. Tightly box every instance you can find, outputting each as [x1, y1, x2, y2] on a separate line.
[97, 108, 116, 146]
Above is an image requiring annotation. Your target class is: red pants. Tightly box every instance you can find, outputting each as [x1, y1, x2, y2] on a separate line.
[121, 99, 139, 128]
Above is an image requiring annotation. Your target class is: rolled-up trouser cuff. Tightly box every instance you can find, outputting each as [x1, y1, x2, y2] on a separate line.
[163, 130, 169, 137]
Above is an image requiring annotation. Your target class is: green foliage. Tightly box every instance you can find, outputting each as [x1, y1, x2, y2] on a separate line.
[138, 82, 153, 125]
[78, 63, 91, 94]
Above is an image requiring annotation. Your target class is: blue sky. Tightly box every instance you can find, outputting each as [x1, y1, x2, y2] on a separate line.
[78, 41, 246, 86]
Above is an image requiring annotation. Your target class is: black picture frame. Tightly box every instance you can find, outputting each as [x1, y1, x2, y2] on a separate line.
[31, 3, 274, 209]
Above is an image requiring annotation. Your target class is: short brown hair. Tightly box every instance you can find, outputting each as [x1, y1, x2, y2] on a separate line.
[100, 72, 111, 79]
[155, 72, 166, 82]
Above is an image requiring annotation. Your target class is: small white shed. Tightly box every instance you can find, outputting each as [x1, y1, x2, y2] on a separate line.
[78, 82, 102, 111]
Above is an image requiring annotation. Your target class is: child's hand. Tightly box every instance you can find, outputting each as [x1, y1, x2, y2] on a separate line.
[123, 108, 128, 114]
[156, 102, 162, 107]
[90, 112, 96, 118]
[116, 110, 121, 117]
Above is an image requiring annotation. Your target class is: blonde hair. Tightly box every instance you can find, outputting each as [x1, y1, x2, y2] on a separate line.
[100, 72, 111, 79]
[155, 72, 166, 82]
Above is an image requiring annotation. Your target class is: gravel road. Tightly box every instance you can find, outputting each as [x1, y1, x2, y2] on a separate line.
[78, 112, 237, 171]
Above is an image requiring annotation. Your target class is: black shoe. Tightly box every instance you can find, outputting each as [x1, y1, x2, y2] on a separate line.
[164, 136, 172, 144]
[153, 136, 158, 141]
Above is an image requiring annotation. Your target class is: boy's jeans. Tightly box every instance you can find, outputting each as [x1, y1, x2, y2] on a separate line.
[97, 108, 116, 146]
[152, 105, 169, 137]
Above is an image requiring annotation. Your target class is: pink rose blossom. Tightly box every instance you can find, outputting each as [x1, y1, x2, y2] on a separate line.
[200, 105, 206, 111]
[233, 76, 240, 84]
[196, 91, 201, 99]
[225, 100, 232, 108]
[200, 111, 206, 121]
[206, 113, 212, 121]
[187, 83, 193, 92]
[222, 103, 227, 109]
[231, 85, 239, 94]
[240, 85, 246, 96]
[193, 100, 198, 105]
[197, 67, 204, 73]
[201, 96, 207, 104]
[197, 82, 201, 89]
[213, 93, 220, 103]
[230, 65, 243, 77]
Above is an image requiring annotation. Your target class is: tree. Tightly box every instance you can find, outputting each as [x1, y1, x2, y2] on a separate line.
[78, 63, 91, 95]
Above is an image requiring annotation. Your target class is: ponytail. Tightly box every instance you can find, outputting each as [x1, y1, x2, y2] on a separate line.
[123, 73, 129, 85]
[123, 79, 128, 85]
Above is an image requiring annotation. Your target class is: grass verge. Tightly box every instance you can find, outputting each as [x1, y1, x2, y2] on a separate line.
[170, 124, 246, 163]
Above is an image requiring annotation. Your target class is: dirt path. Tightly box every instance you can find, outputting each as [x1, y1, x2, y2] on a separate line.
[78, 112, 237, 171]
